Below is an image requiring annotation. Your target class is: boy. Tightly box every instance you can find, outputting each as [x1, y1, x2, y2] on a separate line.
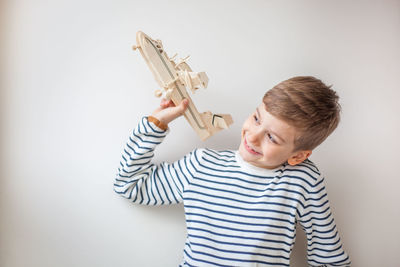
[114, 76, 351, 266]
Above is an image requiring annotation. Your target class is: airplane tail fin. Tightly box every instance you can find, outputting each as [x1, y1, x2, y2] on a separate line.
[200, 112, 233, 138]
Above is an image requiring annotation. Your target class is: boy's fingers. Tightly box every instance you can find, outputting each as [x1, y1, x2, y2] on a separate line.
[160, 99, 176, 108]
[160, 98, 170, 108]
[152, 98, 189, 125]
[164, 99, 189, 122]
[171, 99, 189, 117]
[181, 98, 189, 112]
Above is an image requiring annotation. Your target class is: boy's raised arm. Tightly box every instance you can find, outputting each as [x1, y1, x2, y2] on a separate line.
[113, 98, 200, 205]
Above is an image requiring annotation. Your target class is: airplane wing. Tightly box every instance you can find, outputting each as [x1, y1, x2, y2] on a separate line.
[133, 31, 233, 141]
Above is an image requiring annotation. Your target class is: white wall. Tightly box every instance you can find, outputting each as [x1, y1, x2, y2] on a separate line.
[1, 0, 399, 266]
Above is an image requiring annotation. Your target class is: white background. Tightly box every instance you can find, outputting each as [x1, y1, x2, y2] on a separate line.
[1, 0, 400, 266]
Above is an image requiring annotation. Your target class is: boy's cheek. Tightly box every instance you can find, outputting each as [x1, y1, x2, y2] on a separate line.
[262, 146, 283, 162]
[241, 120, 252, 136]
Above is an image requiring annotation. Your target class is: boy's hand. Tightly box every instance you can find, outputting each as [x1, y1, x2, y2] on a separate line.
[151, 98, 189, 126]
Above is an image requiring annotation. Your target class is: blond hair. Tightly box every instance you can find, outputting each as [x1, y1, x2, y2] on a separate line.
[263, 76, 341, 151]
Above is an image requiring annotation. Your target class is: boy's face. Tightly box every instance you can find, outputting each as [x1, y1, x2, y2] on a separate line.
[239, 103, 310, 169]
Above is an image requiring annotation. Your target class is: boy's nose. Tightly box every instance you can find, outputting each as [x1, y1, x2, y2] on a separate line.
[247, 128, 264, 145]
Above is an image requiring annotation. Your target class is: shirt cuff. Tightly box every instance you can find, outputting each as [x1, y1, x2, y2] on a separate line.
[147, 116, 168, 131]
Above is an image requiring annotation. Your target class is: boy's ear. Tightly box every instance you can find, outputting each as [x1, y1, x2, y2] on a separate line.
[287, 150, 312, 166]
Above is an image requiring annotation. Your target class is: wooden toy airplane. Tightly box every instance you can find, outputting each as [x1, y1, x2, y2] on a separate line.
[132, 31, 233, 141]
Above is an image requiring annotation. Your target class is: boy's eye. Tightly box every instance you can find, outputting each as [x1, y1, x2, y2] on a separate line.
[267, 133, 277, 144]
[253, 115, 259, 123]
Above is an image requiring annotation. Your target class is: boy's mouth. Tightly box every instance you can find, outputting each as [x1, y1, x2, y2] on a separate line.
[244, 138, 262, 155]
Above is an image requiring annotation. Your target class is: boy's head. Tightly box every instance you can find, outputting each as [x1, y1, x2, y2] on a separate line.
[238, 76, 341, 169]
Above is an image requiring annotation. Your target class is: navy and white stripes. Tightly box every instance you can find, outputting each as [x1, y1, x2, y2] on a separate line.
[114, 117, 351, 266]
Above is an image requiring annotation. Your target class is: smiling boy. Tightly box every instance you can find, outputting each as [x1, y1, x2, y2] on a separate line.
[114, 76, 351, 266]
[239, 104, 309, 169]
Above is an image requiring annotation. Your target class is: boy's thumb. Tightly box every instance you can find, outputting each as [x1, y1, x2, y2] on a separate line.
[165, 98, 189, 123]
[175, 98, 189, 115]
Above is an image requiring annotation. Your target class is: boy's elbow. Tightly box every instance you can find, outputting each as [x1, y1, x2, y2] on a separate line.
[113, 173, 126, 196]
[113, 182, 122, 196]
[113, 182, 129, 199]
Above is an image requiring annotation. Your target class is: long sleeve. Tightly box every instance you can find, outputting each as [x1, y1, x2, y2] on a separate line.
[298, 175, 351, 266]
[113, 116, 198, 205]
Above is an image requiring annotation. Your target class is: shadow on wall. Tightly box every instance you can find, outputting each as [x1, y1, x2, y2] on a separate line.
[0, 0, 7, 203]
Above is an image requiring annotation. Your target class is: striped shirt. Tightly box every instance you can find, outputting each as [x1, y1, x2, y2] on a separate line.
[114, 117, 351, 266]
